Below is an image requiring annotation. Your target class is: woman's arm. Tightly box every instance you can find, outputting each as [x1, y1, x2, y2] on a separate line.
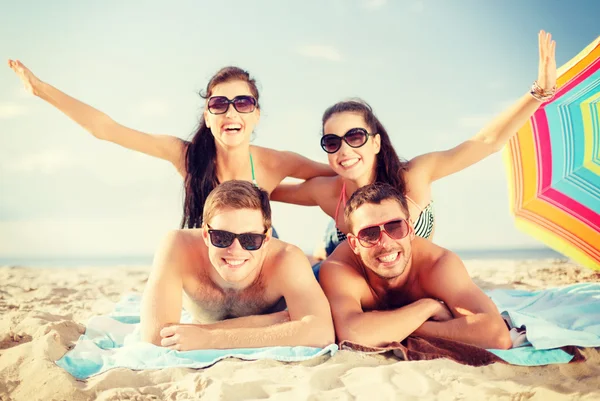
[270, 176, 334, 206]
[409, 30, 556, 183]
[8, 60, 187, 175]
[277, 151, 335, 180]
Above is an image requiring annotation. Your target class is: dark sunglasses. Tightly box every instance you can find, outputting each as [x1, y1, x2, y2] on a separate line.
[207, 95, 257, 115]
[354, 219, 410, 248]
[320, 127, 377, 154]
[207, 226, 267, 251]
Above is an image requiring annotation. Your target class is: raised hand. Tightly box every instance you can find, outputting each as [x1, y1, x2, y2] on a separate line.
[537, 30, 557, 91]
[7, 59, 42, 95]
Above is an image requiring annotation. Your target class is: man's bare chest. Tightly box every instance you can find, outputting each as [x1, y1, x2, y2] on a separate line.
[183, 279, 284, 323]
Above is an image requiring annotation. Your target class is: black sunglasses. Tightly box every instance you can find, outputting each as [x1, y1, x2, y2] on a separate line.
[354, 219, 410, 248]
[207, 95, 257, 115]
[207, 226, 267, 251]
[320, 127, 377, 154]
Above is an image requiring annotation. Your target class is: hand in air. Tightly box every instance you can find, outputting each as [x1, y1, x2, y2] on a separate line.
[160, 324, 211, 351]
[7, 59, 41, 95]
[537, 30, 557, 91]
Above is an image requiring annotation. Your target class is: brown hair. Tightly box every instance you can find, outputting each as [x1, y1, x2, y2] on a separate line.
[202, 180, 272, 230]
[344, 182, 409, 231]
[181, 66, 260, 229]
[322, 99, 408, 195]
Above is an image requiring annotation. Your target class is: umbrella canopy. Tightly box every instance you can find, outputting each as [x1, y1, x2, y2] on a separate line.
[504, 36, 600, 271]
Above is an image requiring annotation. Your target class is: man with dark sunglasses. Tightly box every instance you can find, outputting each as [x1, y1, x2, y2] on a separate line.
[140, 180, 334, 351]
[319, 183, 512, 350]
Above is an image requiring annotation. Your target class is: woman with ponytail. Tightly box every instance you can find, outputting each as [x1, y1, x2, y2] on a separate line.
[7, 62, 333, 229]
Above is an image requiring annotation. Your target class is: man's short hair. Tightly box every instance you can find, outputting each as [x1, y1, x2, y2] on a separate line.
[203, 180, 272, 229]
[344, 182, 409, 231]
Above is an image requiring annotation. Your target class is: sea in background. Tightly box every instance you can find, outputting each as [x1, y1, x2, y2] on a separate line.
[0, 247, 567, 268]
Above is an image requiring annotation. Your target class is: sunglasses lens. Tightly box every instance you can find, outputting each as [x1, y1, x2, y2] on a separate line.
[357, 226, 381, 247]
[233, 96, 256, 113]
[345, 129, 368, 147]
[384, 220, 409, 240]
[208, 97, 229, 114]
[209, 230, 235, 248]
[321, 135, 342, 153]
[239, 233, 265, 251]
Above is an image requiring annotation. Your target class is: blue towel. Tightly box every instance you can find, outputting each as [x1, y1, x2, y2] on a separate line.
[56, 294, 338, 380]
[56, 283, 600, 378]
[485, 283, 600, 365]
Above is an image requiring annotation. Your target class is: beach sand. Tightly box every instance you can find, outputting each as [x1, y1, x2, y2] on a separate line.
[1, 259, 599, 401]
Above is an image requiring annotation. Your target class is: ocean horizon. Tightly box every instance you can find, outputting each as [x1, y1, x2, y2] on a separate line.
[0, 247, 567, 268]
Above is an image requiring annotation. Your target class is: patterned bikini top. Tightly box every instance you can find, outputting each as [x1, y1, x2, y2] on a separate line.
[334, 182, 436, 242]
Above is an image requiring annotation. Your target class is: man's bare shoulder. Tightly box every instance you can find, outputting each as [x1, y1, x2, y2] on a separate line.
[320, 242, 365, 283]
[159, 229, 204, 249]
[264, 238, 308, 265]
[412, 238, 468, 285]
[155, 229, 205, 269]
[261, 238, 317, 290]
[325, 241, 357, 266]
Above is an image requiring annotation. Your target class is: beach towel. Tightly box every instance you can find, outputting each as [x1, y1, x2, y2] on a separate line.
[56, 293, 338, 380]
[342, 283, 599, 366]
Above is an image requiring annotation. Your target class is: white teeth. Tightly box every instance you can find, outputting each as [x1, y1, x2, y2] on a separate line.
[223, 124, 241, 130]
[378, 253, 398, 263]
[340, 158, 359, 168]
[225, 259, 245, 266]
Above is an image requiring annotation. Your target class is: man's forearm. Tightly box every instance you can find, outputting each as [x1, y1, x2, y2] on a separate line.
[203, 315, 333, 349]
[414, 314, 511, 349]
[198, 311, 290, 330]
[337, 299, 440, 347]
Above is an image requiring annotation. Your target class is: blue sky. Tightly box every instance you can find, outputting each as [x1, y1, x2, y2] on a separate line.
[0, 0, 598, 257]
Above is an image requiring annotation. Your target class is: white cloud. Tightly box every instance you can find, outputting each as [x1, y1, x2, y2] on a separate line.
[362, 0, 387, 9]
[0, 102, 27, 119]
[296, 45, 343, 62]
[5, 149, 76, 175]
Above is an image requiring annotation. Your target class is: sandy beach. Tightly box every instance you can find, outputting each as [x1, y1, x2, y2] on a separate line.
[1, 259, 599, 401]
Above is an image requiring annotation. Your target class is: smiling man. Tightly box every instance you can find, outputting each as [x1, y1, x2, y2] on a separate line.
[319, 183, 511, 350]
[140, 180, 334, 350]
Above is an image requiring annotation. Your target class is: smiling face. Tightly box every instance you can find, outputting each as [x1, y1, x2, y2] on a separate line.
[322, 111, 381, 181]
[347, 199, 414, 280]
[203, 207, 270, 286]
[204, 80, 260, 149]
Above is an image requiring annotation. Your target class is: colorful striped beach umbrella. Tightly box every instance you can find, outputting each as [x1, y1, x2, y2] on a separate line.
[503, 36, 600, 271]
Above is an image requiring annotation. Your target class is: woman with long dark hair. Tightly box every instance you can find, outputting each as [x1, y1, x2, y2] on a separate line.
[271, 30, 557, 259]
[7, 62, 333, 229]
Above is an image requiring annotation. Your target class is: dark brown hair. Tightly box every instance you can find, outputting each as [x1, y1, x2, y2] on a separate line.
[203, 180, 272, 230]
[181, 66, 260, 229]
[344, 182, 409, 231]
[322, 99, 408, 195]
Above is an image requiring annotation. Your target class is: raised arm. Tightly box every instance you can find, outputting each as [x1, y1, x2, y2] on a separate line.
[278, 151, 335, 180]
[414, 252, 512, 349]
[160, 246, 334, 350]
[140, 231, 185, 345]
[8, 60, 186, 175]
[270, 176, 327, 206]
[319, 260, 451, 347]
[408, 30, 556, 183]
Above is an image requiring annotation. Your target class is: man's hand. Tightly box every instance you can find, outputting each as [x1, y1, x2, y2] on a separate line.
[430, 300, 453, 322]
[160, 324, 213, 351]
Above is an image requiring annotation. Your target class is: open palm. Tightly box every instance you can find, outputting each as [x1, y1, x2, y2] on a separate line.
[7, 59, 41, 95]
[538, 30, 557, 91]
